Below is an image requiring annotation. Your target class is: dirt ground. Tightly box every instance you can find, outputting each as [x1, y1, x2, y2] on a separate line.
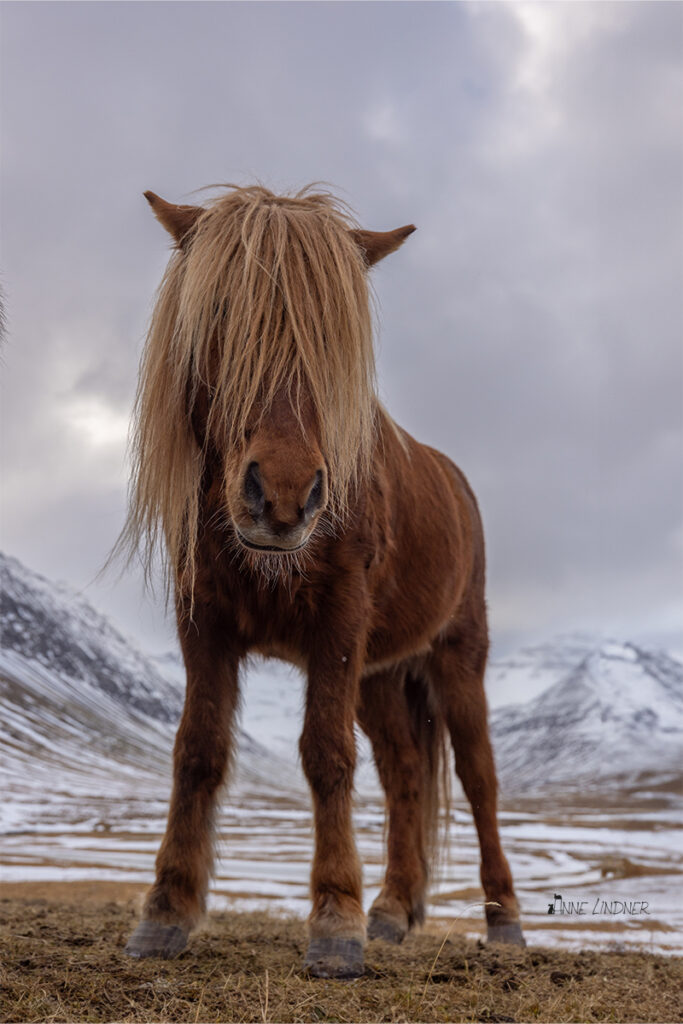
[1, 889, 681, 1024]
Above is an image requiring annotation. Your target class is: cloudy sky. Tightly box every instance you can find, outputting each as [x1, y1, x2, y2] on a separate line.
[1, 1, 682, 660]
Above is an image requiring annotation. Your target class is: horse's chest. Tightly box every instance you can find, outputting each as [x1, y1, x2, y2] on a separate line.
[233, 581, 316, 663]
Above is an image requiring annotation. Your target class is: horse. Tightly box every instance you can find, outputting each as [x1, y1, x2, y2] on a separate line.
[120, 184, 525, 978]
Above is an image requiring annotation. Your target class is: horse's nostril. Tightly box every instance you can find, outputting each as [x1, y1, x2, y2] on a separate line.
[304, 470, 325, 518]
[244, 461, 265, 517]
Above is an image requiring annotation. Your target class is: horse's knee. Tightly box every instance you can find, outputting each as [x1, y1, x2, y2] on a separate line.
[299, 727, 355, 799]
[173, 728, 230, 793]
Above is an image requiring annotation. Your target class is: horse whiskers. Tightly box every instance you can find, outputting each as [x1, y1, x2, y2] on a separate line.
[210, 519, 296, 585]
[229, 532, 314, 591]
[315, 513, 339, 540]
[204, 505, 229, 531]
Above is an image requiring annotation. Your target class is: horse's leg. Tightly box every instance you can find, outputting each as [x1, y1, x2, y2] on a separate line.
[299, 635, 366, 979]
[428, 627, 525, 946]
[357, 669, 433, 944]
[125, 603, 240, 958]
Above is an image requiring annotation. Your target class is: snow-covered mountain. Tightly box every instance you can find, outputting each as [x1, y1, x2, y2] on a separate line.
[490, 639, 683, 794]
[0, 552, 287, 801]
[486, 634, 620, 708]
[1, 553, 184, 724]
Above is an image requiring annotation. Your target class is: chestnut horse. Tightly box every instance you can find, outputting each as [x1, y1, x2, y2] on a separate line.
[121, 185, 524, 977]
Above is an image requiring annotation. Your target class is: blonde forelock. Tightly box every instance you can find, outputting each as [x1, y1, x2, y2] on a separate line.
[118, 185, 378, 597]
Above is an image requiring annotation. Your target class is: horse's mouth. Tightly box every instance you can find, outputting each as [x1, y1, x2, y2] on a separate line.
[235, 529, 307, 554]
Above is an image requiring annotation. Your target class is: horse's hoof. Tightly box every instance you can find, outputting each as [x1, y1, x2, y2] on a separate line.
[303, 937, 364, 979]
[487, 920, 526, 947]
[124, 920, 188, 959]
[367, 911, 406, 945]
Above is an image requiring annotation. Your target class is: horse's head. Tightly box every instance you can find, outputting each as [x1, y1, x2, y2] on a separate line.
[130, 186, 415, 581]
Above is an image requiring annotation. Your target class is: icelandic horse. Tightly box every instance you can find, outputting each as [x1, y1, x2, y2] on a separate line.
[121, 185, 525, 977]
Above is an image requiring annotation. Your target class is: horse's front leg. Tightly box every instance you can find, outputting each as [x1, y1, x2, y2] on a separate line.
[300, 621, 366, 979]
[125, 602, 240, 958]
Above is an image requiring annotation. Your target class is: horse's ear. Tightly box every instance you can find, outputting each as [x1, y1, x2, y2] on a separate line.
[144, 191, 203, 245]
[350, 224, 416, 267]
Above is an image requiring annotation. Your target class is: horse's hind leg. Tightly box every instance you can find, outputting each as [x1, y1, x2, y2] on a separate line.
[125, 602, 240, 958]
[357, 669, 435, 944]
[428, 627, 525, 946]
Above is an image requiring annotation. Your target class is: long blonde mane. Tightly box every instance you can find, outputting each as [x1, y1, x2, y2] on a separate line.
[120, 185, 378, 596]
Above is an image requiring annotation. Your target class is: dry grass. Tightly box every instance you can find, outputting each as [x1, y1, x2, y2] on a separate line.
[1, 896, 681, 1023]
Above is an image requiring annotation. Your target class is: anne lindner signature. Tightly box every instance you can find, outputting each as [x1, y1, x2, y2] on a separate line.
[547, 893, 651, 916]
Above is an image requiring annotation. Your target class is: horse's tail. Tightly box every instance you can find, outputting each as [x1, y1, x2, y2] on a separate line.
[403, 671, 451, 892]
